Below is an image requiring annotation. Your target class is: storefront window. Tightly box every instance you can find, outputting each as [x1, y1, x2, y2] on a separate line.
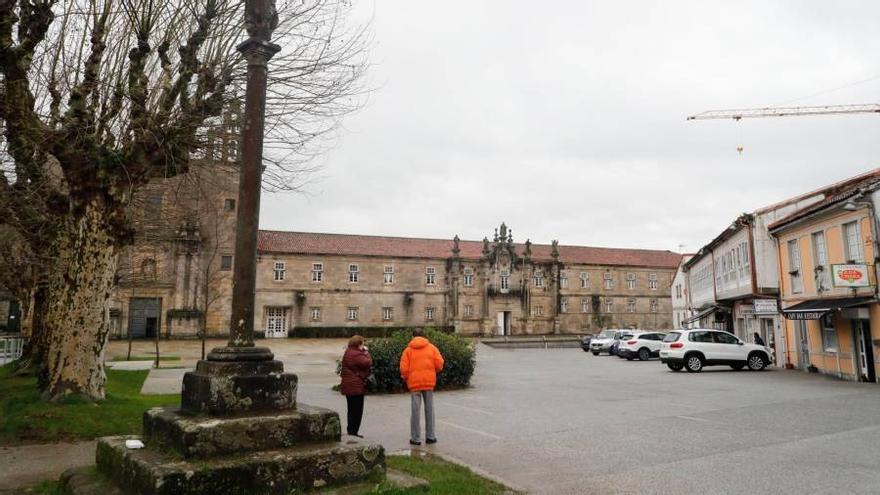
[821, 314, 837, 352]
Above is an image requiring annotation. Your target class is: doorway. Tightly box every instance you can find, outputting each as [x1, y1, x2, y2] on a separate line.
[854, 319, 875, 382]
[796, 320, 810, 370]
[129, 298, 162, 338]
[496, 311, 511, 336]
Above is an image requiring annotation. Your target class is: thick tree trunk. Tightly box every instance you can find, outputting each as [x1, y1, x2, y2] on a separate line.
[42, 199, 120, 401]
[16, 285, 48, 373]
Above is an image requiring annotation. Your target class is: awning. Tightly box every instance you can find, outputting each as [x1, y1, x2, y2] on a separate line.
[781, 297, 874, 320]
[683, 305, 720, 325]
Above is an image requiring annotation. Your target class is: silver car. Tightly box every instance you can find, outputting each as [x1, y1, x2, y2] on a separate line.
[589, 329, 627, 356]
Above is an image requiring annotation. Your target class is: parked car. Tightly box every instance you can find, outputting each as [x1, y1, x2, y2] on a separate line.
[590, 329, 627, 355]
[659, 329, 774, 372]
[580, 334, 594, 352]
[612, 332, 634, 357]
[617, 331, 667, 361]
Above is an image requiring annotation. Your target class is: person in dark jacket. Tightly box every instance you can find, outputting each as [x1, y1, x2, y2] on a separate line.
[340, 335, 372, 437]
[753, 332, 765, 346]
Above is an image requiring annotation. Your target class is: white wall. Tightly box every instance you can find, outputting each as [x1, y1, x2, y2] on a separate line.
[714, 229, 752, 300]
[687, 255, 715, 309]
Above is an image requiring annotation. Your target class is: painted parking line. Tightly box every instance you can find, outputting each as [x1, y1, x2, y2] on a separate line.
[675, 415, 715, 423]
[438, 420, 503, 440]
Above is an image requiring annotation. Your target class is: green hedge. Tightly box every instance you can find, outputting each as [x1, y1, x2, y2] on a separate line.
[365, 328, 476, 393]
[291, 326, 453, 339]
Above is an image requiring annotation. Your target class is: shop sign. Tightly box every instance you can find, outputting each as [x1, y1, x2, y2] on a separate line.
[753, 299, 778, 314]
[735, 305, 754, 318]
[831, 264, 871, 288]
[784, 311, 826, 320]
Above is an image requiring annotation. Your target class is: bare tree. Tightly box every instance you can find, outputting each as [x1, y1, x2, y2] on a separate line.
[0, 0, 368, 400]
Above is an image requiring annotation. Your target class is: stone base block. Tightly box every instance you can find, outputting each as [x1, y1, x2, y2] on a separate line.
[143, 403, 342, 458]
[96, 436, 385, 495]
[181, 364, 297, 415]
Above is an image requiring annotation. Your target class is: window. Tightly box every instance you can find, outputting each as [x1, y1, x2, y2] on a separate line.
[650, 299, 658, 313]
[141, 258, 157, 278]
[310, 307, 321, 321]
[688, 331, 714, 343]
[384, 265, 394, 284]
[626, 273, 637, 290]
[144, 192, 163, 222]
[223, 198, 236, 212]
[843, 221, 863, 262]
[220, 255, 232, 271]
[648, 273, 658, 290]
[604, 298, 614, 313]
[382, 307, 393, 321]
[580, 272, 590, 288]
[811, 231, 830, 291]
[581, 298, 590, 313]
[604, 272, 614, 290]
[311, 263, 323, 282]
[821, 313, 838, 352]
[560, 272, 569, 289]
[532, 305, 543, 316]
[273, 261, 286, 281]
[713, 331, 738, 344]
[675, 284, 682, 298]
[425, 307, 435, 321]
[500, 270, 510, 290]
[426, 266, 436, 285]
[787, 239, 803, 294]
[347, 307, 359, 321]
[560, 298, 568, 313]
[265, 307, 289, 333]
[534, 270, 545, 288]
[627, 298, 636, 313]
[463, 268, 474, 287]
[464, 304, 473, 317]
[348, 264, 359, 283]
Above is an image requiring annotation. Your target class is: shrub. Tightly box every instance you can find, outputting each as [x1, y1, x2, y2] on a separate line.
[366, 328, 476, 393]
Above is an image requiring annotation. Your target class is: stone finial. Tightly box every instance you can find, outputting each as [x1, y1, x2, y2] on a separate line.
[482, 237, 491, 256]
[493, 228, 499, 243]
[551, 239, 560, 260]
[452, 235, 461, 257]
[507, 229, 513, 245]
[499, 222, 507, 242]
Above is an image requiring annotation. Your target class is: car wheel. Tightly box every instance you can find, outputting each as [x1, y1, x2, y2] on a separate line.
[592, 351, 599, 356]
[747, 353, 767, 371]
[626, 356, 634, 361]
[730, 363, 744, 371]
[667, 362, 683, 372]
[582, 348, 589, 352]
[638, 348, 650, 361]
[685, 354, 704, 373]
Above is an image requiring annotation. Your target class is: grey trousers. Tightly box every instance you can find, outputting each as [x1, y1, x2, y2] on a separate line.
[410, 390, 435, 442]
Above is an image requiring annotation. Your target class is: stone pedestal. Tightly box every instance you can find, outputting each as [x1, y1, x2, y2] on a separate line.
[90, 347, 386, 494]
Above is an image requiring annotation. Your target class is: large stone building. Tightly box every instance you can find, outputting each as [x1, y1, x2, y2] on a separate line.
[253, 224, 681, 337]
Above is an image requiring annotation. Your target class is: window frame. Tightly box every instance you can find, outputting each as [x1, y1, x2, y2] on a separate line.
[787, 239, 803, 294]
[347, 307, 359, 321]
[348, 263, 360, 283]
[425, 266, 436, 286]
[842, 221, 864, 263]
[383, 265, 394, 284]
[220, 255, 233, 271]
[273, 261, 286, 281]
[309, 307, 321, 322]
[382, 307, 393, 321]
[311, 262, 323, 282]
[425, 306, 435, 321]
[580, 271, 590, 289]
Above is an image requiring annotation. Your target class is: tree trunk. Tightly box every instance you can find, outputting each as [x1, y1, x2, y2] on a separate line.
[42, 199, 120, 401]
[16, 285, 48, 374]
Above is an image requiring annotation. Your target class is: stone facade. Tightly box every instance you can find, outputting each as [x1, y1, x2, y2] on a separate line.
[255, 223, 681, 337]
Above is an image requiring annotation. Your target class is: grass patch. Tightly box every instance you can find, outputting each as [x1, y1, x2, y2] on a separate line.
[110, 355, 181, 362]
[0, 363, 179, 445]
[376, 454, 512, 494]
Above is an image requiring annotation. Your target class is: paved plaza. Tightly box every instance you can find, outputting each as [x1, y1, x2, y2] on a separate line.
[89, 340, 880, 493]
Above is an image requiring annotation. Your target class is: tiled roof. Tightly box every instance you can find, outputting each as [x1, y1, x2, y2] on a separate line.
[257, 230, 682, 269]
[768, 173, 880, 232]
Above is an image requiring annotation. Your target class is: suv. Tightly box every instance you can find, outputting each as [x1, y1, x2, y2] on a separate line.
[660, 329, 773, 372]
[617, 332, 667, 361]
[590, 329, 627, 356]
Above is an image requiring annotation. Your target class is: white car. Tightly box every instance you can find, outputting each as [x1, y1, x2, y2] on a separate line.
[659, 329, 773, 372]
[589, 329, 627, 356]
[617, 331, 667, 361]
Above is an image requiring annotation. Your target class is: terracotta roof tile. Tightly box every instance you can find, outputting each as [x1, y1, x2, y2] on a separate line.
[257, 230, 682, 269]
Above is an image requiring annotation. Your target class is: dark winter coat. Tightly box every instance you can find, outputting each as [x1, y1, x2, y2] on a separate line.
[340, 346, 372, 396]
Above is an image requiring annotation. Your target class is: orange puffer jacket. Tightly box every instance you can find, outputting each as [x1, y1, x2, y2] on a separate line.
[399, 337, 444, 392]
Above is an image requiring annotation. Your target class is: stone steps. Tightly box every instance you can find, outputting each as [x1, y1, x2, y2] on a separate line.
[95, 435, 385, 495]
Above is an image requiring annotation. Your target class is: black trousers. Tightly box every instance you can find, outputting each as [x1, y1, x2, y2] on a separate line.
[345, 394, 365, 435]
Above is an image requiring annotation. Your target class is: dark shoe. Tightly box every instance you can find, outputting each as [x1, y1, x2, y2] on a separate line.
[426, 438, 437, 444]
[409, 440, 421, 446]
[350, 433, 364, 438]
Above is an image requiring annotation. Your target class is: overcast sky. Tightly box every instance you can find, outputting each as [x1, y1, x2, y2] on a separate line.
[260, 0, 880, 253]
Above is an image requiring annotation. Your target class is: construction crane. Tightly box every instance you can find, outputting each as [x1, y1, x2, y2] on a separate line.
[687, 103, 880, 121]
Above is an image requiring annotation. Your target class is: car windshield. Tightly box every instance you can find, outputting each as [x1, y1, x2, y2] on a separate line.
[597, 330, 615, 339]
[663, 332, 681, 342]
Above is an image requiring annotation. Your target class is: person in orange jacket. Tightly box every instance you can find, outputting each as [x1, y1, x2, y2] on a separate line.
[399, 329, 444, 445]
